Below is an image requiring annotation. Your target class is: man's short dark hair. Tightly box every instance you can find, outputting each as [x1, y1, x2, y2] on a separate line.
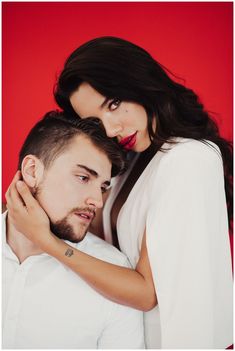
[18, 110, 126, 177]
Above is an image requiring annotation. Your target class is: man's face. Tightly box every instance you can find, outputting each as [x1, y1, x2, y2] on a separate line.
[35, 134, 111, 243]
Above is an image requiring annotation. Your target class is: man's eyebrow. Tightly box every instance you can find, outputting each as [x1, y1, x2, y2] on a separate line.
[100, 97, 109, 109]
[76, 164, 98, 177]
[76, 164, 111, 186]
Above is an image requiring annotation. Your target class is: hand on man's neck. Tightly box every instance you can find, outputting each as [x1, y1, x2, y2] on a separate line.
[6, 214, 44, 264]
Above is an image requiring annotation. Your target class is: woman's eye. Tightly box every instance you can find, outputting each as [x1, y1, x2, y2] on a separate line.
[108, 99, 121, 111]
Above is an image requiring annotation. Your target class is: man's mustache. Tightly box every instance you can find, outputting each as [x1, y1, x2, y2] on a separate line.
[70, 207, 96, 220]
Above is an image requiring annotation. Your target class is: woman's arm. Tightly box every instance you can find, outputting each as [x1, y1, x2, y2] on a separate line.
[43, 230, 156, 311]
[6, 172, 157, 311]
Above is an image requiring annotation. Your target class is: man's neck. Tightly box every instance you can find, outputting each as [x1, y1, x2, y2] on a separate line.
[6, 215, 44, 264]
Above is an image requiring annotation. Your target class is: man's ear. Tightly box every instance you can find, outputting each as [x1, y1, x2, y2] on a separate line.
[21, 155, 44, 188]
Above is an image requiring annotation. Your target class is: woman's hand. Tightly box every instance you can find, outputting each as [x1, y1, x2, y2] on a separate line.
[5, 172, 157, 311]
[5, 171, 53, 249]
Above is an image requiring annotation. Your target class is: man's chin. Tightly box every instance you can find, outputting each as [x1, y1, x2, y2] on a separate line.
[49, 220, 88, 243]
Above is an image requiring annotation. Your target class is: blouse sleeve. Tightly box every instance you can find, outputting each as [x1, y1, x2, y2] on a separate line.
[146, 141, 233, 349]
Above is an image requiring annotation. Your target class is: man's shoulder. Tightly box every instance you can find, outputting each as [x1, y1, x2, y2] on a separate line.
[75, 233, 131, 267]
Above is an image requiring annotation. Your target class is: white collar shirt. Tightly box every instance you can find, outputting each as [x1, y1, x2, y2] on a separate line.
[2, 212, 145, 349]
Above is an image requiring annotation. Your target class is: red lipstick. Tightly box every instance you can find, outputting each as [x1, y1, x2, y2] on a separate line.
[119, 132, 137, 150]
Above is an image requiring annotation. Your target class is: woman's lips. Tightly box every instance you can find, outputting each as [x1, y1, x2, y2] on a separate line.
[119, 132, 137, 150]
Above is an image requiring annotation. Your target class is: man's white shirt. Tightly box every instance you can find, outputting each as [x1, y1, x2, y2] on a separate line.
[2, 212, 145, 349]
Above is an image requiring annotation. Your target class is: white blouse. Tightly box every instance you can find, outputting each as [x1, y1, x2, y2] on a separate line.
[104, 138, 233, 349]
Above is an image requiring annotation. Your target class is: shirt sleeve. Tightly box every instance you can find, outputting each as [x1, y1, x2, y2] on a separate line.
[97, 302, 145, 349]
[146, 141, 233, 348]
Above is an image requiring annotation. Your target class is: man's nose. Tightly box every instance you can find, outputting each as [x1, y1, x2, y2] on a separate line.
[85, 190, 104, 210]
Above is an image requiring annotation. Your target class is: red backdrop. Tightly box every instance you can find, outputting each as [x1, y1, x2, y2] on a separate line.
[2, 2, 233, 195]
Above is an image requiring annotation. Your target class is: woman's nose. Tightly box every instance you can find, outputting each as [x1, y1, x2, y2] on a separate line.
[105, 126, 122, 138]
[102, 114, 123, 138]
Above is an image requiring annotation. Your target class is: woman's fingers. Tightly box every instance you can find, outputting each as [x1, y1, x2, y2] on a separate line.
[5, 170, 22, 200]
[5, 172, 36, 213]
[5, 173, 51, 244]
[5, 171, 24, 212]
[7, 180, 26, 212]
[16, 181, 38, 212]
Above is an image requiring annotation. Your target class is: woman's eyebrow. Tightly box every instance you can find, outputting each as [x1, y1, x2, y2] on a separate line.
[100, 97, 109, 109]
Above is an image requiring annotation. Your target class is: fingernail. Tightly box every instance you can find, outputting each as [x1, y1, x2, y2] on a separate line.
[16, 181, 24, 188]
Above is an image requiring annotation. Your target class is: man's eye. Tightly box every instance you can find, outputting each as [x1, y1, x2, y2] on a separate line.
[108, 99, 121, 111]
[77, 175, 89, 183]
[101, 186, 108, 194]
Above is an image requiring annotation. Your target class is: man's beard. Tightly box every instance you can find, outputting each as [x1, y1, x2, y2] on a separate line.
[49, 209, 92, 243]
[34, 185, 95, 243]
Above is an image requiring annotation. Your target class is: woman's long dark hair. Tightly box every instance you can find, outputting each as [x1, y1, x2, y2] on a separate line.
[54, 36, 233, 230]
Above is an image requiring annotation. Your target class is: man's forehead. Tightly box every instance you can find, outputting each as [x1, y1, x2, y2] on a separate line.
[58, 134, 112, 177]
[71, 134, 103, 153]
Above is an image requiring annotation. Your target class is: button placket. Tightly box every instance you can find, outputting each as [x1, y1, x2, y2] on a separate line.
[3, 259, 36, 347]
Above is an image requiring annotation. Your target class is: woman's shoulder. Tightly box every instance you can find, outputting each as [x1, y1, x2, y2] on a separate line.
[147, 138, 223, 186]
[147, 138, 224, 199]
[160, 138, 222, 165]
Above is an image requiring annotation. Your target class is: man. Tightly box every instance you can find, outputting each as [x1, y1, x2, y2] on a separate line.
[3, 111, 144, 349]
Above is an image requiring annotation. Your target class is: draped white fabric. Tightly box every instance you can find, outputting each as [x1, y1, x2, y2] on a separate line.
[116, 138, 233, 349]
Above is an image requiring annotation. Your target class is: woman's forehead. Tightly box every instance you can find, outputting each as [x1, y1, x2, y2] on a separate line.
[70, 82, 105, 117]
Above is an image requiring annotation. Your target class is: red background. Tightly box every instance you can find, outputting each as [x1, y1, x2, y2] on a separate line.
[2, 2, 233, 195]
[1, 4, 233, 340]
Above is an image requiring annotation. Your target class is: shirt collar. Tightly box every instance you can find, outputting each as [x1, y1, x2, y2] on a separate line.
[2, 211, 19, 261]
[64, 234, 89, 251]
[2, 211, 8, 246]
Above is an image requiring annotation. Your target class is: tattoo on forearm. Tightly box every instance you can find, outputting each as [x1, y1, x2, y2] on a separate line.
[65, 248, 74, 257]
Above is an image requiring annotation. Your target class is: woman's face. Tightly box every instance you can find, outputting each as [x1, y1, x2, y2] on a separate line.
[70, 82, 153, 152]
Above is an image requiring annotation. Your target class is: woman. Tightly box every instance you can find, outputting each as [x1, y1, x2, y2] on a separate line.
[6, 37, 233, 349]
